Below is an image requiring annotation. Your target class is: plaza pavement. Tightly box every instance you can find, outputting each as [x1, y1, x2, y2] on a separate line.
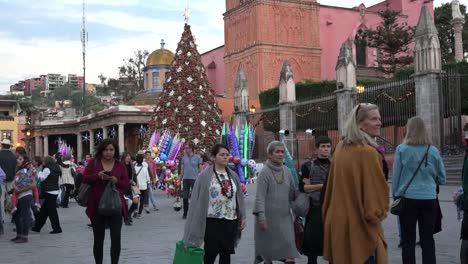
[0, 184, 462, 264]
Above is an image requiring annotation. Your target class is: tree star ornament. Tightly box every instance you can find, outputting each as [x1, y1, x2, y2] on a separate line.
[188, 104, 194, 110]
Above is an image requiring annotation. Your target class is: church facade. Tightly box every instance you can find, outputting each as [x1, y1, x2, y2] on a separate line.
[201, 0, 433, 113]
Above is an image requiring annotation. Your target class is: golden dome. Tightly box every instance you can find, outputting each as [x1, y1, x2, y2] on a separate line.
[146, 40, 175, 66]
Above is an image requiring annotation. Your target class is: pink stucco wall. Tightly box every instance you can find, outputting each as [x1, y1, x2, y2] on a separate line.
[201, 46, 225, 96]
[320, 1, 433, 80]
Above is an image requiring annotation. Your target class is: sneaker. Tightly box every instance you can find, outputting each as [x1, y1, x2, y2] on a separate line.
[153, 207, 159, 211]
[35, 203, 41, 209]
[124, 220, 132, 226]
[132, 212, 138, 218]
[10, 236, 20, 242]
[87, 223, 93, 228]
[182, 214, 187, 219]
[14, 237, 28, 243]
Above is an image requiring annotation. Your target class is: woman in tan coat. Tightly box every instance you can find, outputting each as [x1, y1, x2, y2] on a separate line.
[322, 103, 389, 264]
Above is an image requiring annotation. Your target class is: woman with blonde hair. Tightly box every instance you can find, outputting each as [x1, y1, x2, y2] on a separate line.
[392, 116, 445, 264]
[322, 103, 389, 264]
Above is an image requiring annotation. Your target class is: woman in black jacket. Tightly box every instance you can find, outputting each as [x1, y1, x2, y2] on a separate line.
[32, 156, 63, 234]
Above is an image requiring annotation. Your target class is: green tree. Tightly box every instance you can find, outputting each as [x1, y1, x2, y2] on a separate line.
[435, 3, 467, 63]
[118, 50, 149, 92]
[359, 9, 415, 75]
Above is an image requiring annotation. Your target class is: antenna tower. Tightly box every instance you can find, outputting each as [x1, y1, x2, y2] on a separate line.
[81, 0, 88, 115]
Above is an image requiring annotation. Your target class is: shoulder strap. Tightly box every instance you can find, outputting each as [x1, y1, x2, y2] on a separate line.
[136, 166, 144, 176]
[400, 145, 431, 196]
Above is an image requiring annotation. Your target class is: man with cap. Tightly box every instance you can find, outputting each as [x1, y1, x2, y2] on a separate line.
[0, 139, 17, 231]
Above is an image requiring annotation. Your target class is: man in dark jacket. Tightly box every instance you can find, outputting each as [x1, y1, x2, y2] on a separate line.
[0, 139, 17, 228]
[299, 136, 332, 264]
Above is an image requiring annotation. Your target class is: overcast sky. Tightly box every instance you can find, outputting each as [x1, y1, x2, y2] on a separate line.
[0, 0, 460, 94]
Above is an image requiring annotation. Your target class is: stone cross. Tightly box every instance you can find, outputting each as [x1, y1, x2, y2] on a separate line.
[452, 0, 465, 62]
[414, 5, 443, 149]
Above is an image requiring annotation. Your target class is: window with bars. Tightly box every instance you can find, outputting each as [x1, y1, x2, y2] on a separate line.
[1, 131, 12, 141]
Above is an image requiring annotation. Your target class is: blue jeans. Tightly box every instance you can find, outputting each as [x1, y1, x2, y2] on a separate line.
[15, 195, 33, 238]
[147, 184, 157, 208]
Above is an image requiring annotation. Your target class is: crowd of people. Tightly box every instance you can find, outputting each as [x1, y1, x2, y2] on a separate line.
[5, 102, 468, 264]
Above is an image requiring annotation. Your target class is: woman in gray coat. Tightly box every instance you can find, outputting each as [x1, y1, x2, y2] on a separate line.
[253, 141, 299, 264]
[182, 144, 246, 264]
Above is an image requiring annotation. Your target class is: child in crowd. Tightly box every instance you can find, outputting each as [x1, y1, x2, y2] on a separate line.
[11, 163, 40, 214]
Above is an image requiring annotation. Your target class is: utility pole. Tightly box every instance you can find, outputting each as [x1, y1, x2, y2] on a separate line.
[81, 0, 88, 115]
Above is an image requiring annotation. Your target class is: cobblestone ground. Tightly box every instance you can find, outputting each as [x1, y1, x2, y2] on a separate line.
[0, 185, 461, 263]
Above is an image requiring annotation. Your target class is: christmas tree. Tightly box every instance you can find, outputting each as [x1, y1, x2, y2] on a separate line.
[144, 23, 223, 153]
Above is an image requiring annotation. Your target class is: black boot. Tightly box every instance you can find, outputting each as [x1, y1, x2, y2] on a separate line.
[182, 198, 189, 219]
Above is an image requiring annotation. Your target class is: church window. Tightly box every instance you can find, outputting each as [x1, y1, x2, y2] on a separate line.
[355, 29, 367, 66]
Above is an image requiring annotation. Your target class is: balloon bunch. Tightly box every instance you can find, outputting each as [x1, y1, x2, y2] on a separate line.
[221, 122, 256, 188]
[146, 130, 185, 192]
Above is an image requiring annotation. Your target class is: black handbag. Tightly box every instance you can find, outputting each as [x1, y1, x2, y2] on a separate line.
[98, 182, 122, 216]
[390, 145, 430, 216]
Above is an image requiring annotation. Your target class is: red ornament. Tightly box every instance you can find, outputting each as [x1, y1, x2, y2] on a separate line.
[233, 156, 241, 165]
[241, 184, 247, 193]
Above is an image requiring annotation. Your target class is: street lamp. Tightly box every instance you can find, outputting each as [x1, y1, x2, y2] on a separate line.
[249, 105, 256, 113]
[26, 130, 31, 137]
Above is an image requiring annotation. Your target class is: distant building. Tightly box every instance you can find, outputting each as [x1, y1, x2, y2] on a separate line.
[45, 74, 66, 91]
[24, 77, 45, 95]
[0, 100, 21, 148]
[68, 74, 84, 89]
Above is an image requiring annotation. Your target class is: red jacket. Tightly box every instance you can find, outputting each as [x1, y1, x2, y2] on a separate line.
[82, 158, 129, 220]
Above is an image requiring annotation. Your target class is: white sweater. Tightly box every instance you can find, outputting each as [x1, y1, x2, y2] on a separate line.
[135, 164, 150, 190]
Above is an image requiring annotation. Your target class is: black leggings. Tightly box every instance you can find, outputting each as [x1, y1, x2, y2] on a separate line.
[138, 190, 148, 214]
[92, 213, 123, 264]
[61, 184, 73, 207]
[204, 252, 230, 264]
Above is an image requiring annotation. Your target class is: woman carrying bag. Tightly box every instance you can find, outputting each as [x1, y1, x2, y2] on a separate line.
[392, 117, 446, 264]
[181, 144, 246, 264]
[83, 139, 129, 264]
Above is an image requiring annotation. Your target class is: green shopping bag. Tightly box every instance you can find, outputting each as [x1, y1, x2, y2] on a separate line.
[173, 240, 204, 264]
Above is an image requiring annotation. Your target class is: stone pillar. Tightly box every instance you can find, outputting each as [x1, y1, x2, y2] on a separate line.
[102, 127, 108, 139]
[35, 136, 41, 157]
[76, 132, 83, 162]
[89, 130, 95, 155]
[278, 61, 297, 157]
[452, 0, 465, 62]
[414, 6, 443, 149]
[335, 41, 357, 136]
[452, 19, 465, 62]
[43, 135, 49, 157]
[233, 67, 249, 128]
[118, 123, 125, 154]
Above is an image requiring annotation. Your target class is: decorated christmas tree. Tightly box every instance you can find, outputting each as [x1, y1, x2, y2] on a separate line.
[144, 23, 223, 153]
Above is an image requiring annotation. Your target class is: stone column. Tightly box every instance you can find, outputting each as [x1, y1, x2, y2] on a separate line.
[452, 19, 465, 62]
[414, 6, 443, 149]
[102, 127, 108, 139]
[76, 132, 83, 162]
[35, 136, 41, 157]
[89, 130, 95, 155]
[118, 123, 125, 154]
[233, 67, 249, 129]
[335, 41, 357, 136]
[278, 61, 297, 157]
[452, 0, 466, 62]
[43, 135, 49, 157]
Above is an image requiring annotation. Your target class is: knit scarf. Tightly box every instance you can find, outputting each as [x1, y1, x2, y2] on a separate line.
[265, 160, 284, 184]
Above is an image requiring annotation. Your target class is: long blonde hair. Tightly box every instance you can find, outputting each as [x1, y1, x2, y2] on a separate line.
[403, 116, 432, 145]
[342, 103, 379, 147]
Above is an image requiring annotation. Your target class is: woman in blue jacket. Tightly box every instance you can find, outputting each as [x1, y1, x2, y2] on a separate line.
[392, 117, 446, 264]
